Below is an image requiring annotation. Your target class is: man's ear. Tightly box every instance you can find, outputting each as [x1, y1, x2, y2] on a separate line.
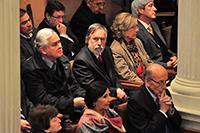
[46, 13, 51, 20]
[39, 47, 47, 55]
[138, 8, 144, 15]
[145, 79, 150, 87]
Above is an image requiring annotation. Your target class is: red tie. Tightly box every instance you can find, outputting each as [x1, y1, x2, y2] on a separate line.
[98, 55, 103, 62]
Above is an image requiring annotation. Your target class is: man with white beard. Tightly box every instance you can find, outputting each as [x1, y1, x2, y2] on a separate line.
[73, 23, 127, 100]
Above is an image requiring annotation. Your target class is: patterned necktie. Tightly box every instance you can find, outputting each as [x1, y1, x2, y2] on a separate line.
[98, 55, 103, 62]
[147, 25, 154, 35]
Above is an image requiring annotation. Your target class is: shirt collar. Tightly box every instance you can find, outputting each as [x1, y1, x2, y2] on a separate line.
[20, 32, 33, 39]
[42, 56, 56, 68]
[145, 86, 157, 102]
[138, 19, 150, 30]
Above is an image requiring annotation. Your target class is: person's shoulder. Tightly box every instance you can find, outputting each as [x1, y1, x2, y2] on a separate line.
[110, 40, 121, 48]
[129, 86, 146, 100]
[22, 55, 37, 72]
[37, 18, 47, 31]
[74, 46, 88, 59]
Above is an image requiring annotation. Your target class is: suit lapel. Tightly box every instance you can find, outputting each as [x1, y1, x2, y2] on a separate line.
[84, 47, 111, 82]
[140, 87, 159, 114]
[138, 22, 161, 48]
[21, 37, 35, 56]
[151, 22, 167, 46]
[101, 47, 116, 83]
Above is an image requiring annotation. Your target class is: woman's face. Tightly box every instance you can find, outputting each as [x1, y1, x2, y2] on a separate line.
[94, 88, 111, 112]
[124, 26, 139, 40]
[46, 114, 62, 133]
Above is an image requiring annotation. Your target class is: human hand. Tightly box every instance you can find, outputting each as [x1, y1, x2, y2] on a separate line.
[56, 23, 67, 34]
[170, 56, 177, 67]
[159, 89, 172, 113]
[116, 88, 127, 100]
[167, 56, 177, 67]
[20, 119, 31, 129]
[73, 97, 86, 108]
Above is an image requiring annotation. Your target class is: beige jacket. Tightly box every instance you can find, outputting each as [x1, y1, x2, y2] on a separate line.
[111, 38, 153, 83]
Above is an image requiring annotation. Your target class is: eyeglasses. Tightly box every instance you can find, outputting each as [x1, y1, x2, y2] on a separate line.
[150, 78, 167, 86]
[20, 18, 31, 25]
[51, 15, 65, 19]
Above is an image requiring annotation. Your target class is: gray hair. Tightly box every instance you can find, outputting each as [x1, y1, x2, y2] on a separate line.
[85, 23, 107, 44]
[35, 28, 57, 48]
[131, 0, 153, 17]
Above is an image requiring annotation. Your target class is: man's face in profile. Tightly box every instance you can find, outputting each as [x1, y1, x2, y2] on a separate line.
[20, 13, 33, 37]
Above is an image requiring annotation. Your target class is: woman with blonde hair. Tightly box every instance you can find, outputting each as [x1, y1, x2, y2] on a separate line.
[111, 12, 153, 85]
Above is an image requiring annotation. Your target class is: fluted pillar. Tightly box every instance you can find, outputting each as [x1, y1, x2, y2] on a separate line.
[170, 0, 200, 131]
[0, 0, 20, 133]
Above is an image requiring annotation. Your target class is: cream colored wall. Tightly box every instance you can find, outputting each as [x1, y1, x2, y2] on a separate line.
[20, 0, 46, 27]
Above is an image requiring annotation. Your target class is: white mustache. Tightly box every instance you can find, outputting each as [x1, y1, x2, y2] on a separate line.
[95, 45, 104, 49]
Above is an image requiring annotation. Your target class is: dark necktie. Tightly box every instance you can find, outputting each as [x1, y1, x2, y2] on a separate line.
[51, 62, 57, 72]
[98, 55, 103, 62]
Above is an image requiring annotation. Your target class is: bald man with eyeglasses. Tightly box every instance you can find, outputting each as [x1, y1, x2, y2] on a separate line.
[123, 63, 181, 133]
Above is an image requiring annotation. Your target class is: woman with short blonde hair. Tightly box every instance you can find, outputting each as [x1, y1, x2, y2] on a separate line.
[110, 12, 152, 85]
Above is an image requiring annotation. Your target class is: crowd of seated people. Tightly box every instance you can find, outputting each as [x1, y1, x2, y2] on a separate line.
[20, 0, 181, 132]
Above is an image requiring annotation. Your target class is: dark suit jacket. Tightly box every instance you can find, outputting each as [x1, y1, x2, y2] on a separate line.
[37, 19, 80, 59]
[69, 0, 113, 47]
[72, 46, 120, 97]
[137, 21, 174, 67]
[22, 52, 85, 116]
[20, 32, 36, 65]
[123, 86, 181, 133]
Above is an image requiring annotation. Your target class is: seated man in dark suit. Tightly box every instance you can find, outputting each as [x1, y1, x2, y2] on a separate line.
[20, 9, 36, 66]
[123, 63, 181, 133]
[72, 23, 127, 101]
[131, 0, 177, 69]
[22, 28, 85, 123]
[37, 0, 79, 60]
[69, 0, 113, 49]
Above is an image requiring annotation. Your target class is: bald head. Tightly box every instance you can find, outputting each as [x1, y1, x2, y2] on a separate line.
[145, 63, 168, 80]
[144, 63, 168, 96]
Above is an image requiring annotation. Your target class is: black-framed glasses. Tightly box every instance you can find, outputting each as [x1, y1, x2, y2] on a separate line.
[51, 15, 65, 19]
[150, 78, 167, 86]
